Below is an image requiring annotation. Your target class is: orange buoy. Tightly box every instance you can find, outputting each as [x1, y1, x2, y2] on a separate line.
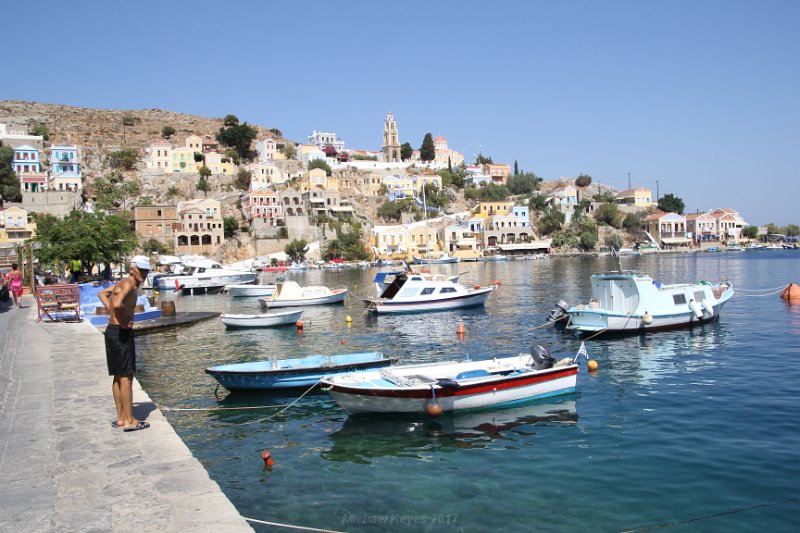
[474, 283, 481, 289]
[780, 283, 800, 300]
[426, 401, 443, 417]
[456, 321, 466, 335]
[340, 339, 347, 345]
[261, 449, 275, 468]
[493, 279, 501, 286]
[588, 360, 599, 372]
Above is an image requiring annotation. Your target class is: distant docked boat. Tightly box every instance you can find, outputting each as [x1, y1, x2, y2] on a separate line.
[156, 258, 256, 295]
[477, 254, 508, 262]
[412, 253, 461, 265]
[205, 352, 394, 391]
[562, 270, 734, 335]
[363, 270, 492, 314]
[219, 309, 303, 329]
[321, 345, 582, 415]
[226, 283, 276, 297]
[259, 281, 347, 309]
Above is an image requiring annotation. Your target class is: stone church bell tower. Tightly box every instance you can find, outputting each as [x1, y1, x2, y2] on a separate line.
[382, 112, 400, 162]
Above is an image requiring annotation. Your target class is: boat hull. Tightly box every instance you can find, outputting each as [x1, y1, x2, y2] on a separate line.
[259, 290, 347, 309]
[157, 272, 257, 291]
[412, 256, 461, 264]
[205, 352, 393, 391]
[364, 288, 493, 314]
[220, 309, 303, 329]
[326, 366, 577, 415]
[226, 284, 276, 297]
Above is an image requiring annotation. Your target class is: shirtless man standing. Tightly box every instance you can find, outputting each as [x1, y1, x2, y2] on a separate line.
[98, 255, 151, 432]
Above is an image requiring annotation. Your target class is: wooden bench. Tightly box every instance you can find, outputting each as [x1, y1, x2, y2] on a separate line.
[36, 284, 82, 322]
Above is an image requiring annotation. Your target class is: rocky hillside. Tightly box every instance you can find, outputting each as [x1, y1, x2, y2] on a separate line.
[0, 99, 285, 184]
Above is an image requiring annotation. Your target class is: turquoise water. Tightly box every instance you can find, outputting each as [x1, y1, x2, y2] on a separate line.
[136, 251, 800, 532]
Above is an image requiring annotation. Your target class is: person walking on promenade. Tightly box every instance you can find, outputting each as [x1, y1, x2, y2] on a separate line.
[98, 255, 151, 432]
[5, 263, 24, 308]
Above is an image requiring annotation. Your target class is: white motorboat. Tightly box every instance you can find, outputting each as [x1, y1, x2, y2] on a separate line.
[363, 270, 493, 314]
[259, 281, 348, 309]
[156, 258, 257, 295]
[322, 345, 583, 415]
[560, 270, 734, 335]
[220, 309, 304, 329]
[412, 253, 461, 265]
[226, 284, 276, 298]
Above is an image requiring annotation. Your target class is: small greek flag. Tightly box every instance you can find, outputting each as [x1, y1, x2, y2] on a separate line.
[577, 342, 589, 361]
[610, 246, 618, 257]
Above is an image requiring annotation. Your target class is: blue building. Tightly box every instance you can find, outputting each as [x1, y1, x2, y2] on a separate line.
[49, 145, 83, 191]
[512, 205, 530, 228]
[12, 145, 41, 174]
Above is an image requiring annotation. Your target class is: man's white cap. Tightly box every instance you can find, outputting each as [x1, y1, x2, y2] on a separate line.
[130, 255, 151, 270]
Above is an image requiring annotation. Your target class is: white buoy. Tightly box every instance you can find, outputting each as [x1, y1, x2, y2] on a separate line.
[642, 311, 653, 325]
[702, 300, 714, 315]
[689, 300, 703, 318]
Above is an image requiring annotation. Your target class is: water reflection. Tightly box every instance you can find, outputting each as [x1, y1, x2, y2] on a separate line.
[321, 397, 577, 464]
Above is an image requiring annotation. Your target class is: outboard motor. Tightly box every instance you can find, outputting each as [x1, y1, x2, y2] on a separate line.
[547, 300, 570, 327]
[530, 344, 555, 370]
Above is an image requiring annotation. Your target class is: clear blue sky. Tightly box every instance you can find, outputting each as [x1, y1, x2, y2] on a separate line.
[3, 1, 798, 226]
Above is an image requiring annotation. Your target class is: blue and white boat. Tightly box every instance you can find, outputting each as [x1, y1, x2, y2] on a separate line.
[205, 352, 394, 391]
[563, 270, 734, 334]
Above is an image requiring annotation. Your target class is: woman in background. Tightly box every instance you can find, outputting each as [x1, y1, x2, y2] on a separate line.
[5, 263, 24, 308]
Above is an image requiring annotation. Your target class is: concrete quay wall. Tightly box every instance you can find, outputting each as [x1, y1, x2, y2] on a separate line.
[0, 296, 253, 532]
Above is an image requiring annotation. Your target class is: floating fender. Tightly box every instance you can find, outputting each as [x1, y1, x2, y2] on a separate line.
[553, 357, 573, 368]
[702, 300, 714, 315]
[642, 311, 653, 325]
[780, 283, 800, 300]
[689, 300, 703, 318]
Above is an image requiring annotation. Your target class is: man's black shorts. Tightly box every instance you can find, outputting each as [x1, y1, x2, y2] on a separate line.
[104, 325, 136, 376]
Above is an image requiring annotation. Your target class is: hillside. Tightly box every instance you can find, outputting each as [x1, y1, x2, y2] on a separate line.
[0, 99, 285, 184]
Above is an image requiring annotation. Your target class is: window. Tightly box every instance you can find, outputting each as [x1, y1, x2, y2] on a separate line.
[440, 287, 456, 294]
[673, 294, 687, 305]
[693, 291, 705, 302]
[421, 288, 435, 295]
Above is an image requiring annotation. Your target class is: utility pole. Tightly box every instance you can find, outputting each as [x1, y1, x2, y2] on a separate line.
[656, 180, 660, 201]
[628, 172, 631, 190]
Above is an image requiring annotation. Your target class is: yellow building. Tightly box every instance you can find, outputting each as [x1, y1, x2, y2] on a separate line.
[475, 200, 512, 219]
[185, 135, 203, 152]
[202, 151, 237, 176]
[171, 147, 200, 173]
[616, 187, 653, 207]
[298, 167, 337, 192]
[372, 223, 437, 258]
[0, 206, 37, 243]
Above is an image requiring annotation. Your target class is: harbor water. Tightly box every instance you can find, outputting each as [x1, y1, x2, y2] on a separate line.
[136, 251, 800, 532]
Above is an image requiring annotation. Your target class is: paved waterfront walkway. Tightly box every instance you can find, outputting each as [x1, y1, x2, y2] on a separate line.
[0, 295, 253, 533]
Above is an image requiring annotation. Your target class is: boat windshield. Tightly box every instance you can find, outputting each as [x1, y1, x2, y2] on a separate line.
[379, 274, 408, 299]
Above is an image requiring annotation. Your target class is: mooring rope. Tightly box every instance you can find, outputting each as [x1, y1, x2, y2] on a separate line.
[622, 497, 800, 532]
[736, 283, 792, 293]
[160, 380, 322, 416]
[243, 516, 345, 532]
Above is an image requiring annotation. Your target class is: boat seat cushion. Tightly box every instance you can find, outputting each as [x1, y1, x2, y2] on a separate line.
[455, 369, 490, 380]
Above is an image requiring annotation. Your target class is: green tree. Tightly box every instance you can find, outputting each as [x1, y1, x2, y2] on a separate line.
[285, 239, 308, 262]
[529, 194, 547, 213]
[622, 212, 642, 231]
[281, 142, 296, 159]
[193, 152, 205, 163]
[107, 148, 139, 171]
[478, 183, 509, 201]
[235, 168, 252, 191]
[223, 216, 239, 238]
[507, 173, 541, 195]
[223, 114, 239, 127]
[423, 182, 448, 208]
[538, 210, 566, 235]
[34, 210, 137, 274]
[277, 227, 289, 239]
[741, 226, 759, 239]
[120, 180, 141, 210]
[216, 120, 258, 160]
[551, 227, 579, 249]
[121, 114, 137, 126]
[196, 172, 211, 196]
[401, 142, 413, 161]
[138, 196, 154, 207]
[419, 133, 435, 162]
[161, 125, 176, 138]
[575, 174, 592, 187]
[141, 237, 172, 255]
[30, 124, 50, 141]
[308, 159, 333, 176]
[595, 202, 622, 228]
[784, 224, 800, 236]
[513, 160, 519, 176]
[438, 167, 466, 189]
[577, 217, 598, 251]
[92, 172, 124, 211]
[658, 193, 685, 215]
[166, 185, 180, 200]
[323, 229, 369, 261]
[605, 233, 624, 250]
[475, 153, 493, 165]
[0, 146, 22, 202]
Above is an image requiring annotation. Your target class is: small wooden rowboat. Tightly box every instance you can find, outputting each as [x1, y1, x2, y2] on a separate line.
[220, 309, 303, 329]
[205, 352, 394, 391]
